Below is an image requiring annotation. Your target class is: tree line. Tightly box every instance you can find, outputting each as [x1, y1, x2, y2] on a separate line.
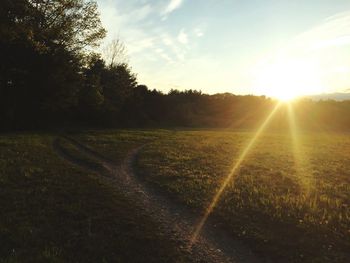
[1, 0, 349, 131]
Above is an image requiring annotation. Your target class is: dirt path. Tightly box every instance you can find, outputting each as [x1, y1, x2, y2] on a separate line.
[53, 137, 262, 263]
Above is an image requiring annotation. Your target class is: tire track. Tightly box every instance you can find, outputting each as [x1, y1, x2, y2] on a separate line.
[53, 136, 262, 263]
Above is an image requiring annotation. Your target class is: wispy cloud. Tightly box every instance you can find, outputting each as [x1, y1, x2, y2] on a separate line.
[161, 33, 186, 61]
[194, 28, 204, 37]
[177, 29, 188, 44]
[253, 10, 350, 68]
[289, 11, 350, 53]
[250, 10, 350, 95]
[163, 0, 184, 15]
[97, 0, 200, 69]
[156, 49, 175, 63]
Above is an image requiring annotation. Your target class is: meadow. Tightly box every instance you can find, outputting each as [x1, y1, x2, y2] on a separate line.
[134, 130, 350, 262]
[1, 129, 349, 262]
[0, 132, 190, 262]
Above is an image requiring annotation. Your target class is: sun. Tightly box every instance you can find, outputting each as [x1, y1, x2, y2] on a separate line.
[253, 58, 324, 101]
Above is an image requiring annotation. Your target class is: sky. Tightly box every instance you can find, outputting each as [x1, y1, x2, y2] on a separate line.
[96, 0, 350, 97]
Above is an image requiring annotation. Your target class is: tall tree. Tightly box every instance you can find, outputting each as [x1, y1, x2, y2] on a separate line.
[26, 0, 106, 53]
[0, 0, 106, 128]
[79, 53, 105, 117]
[103, 38, 128, 68]
[103, 63, 137, 119]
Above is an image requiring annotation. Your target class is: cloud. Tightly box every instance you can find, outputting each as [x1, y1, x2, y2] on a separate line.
[311, 35, 350, 50]
[97, 0, 196, 65]
[154, 48, 174, 63]
[290, 11, 350, 52]
[177, 29, 188, 44]
[128, 4, 153, 22]
[161, 33, 186, 61]
[97, 0, 213, 92]
[163, 0, 184, 15]
[253, 10, 350, 64]
[162, 36, 172, 46]
[194, 28, 204, 37]
[250, 10, 350, 95]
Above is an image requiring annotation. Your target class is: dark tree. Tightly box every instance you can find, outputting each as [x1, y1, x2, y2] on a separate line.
[0, 0, 106, 128]
[79, 54, 105, 118]
[102, 64, 137, 120]
[25, 0, 106, 53]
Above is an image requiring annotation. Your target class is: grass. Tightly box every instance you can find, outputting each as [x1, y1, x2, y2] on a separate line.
[68, 129, 170, 163]
[133, 130, 350, 263]
[2, 129, 349, 262]
[0, 132, 191, 263]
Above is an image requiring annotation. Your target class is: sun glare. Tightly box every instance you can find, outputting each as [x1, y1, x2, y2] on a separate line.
[190, 102, 282, 245]
[253, 58, 324, 101]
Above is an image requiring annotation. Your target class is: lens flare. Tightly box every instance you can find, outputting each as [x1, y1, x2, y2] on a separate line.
[190, 102, 282, 245]
[287, 103, 314, 196]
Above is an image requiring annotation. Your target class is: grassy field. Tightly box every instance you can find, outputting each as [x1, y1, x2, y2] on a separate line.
[68, 129, 169, 162]
[0, 132, 191, 263]
[1, 129, 349, 262]
[133, 130, 350, 262]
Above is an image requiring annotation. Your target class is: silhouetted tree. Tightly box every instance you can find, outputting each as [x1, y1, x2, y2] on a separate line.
[103, 38, 128, 67]
[0, 0, 106, 128]
[1, 1, 350, 131]
[102, 63, 137, 121]
[79, 54, 105, 120]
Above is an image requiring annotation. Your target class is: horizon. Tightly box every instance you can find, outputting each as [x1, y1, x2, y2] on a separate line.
[1, 2, 350, 262]
[97, 0, 350, 98]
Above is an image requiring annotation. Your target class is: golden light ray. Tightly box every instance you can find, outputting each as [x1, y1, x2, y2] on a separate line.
[287, 103, 314, 196]
[190, 102, 282, 245]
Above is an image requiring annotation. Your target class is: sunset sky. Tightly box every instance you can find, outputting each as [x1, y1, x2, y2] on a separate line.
[97, 0, 350, 97]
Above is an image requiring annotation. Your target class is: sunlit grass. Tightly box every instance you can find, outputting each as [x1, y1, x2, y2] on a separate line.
[136, 130, 350, 262]
[287, 103, 315, 196]
[18, 128, 347, 262]
[190, 102, 282, 245]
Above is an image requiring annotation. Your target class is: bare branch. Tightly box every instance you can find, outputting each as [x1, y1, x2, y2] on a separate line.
[103, 38, 128, 68]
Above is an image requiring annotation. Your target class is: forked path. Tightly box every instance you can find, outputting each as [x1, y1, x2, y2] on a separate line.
[53, 137, 262, 263]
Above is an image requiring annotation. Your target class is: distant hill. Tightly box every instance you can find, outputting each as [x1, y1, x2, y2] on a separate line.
[304, 92, 350, 101]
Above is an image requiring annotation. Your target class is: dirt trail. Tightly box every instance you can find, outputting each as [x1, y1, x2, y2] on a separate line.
[53, 136, 262, 263]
